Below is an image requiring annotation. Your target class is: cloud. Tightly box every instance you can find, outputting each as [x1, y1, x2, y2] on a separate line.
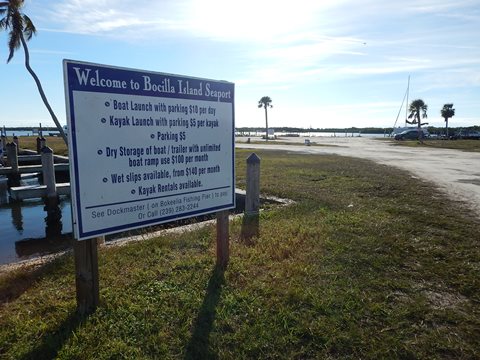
[20, 0, 479, 129]
[33, 0, 348, 41]
[34, 0, 189, 36]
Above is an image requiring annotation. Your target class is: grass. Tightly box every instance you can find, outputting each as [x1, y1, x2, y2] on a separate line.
[1, 149, 480, 359]
[387, 138, 480, 152]
[15, 136, 68, 156]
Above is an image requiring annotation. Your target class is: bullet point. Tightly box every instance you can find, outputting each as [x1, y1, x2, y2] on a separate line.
[97, 150, 103, 155]
[150, 134, 155, 139]
[105, 101, 110, 107]
[101, 118, 106, 123]
[131, 189, 136, 194]
[103, 178, 108, 183]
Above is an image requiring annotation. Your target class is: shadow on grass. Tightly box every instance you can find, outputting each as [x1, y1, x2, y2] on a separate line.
[184, 265, 225, 360]
[19, 311, 84, 360]
[0, 260, 64, 307]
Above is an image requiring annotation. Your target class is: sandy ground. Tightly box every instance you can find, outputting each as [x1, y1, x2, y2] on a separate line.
[237, 136, 480, 219]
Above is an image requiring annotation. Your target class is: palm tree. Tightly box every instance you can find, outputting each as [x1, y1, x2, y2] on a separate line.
[0, 0, 67, 145]
[258, 96, 272, 141]
[441, 103, 455, 139]
[407, 99, 428, 141]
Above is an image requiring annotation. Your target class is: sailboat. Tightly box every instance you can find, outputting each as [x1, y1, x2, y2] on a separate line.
[390, 76, 429, 137]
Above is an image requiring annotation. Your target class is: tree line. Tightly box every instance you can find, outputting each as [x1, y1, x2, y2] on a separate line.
[254, 96, 477, 139]
[236, 125, 479, 134]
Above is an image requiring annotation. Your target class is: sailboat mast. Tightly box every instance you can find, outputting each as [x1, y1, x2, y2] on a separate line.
[392, 76, 412, 135]
[405, 75, 410, 126]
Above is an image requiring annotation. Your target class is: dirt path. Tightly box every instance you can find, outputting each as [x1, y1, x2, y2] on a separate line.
[237, 137, 480, 218]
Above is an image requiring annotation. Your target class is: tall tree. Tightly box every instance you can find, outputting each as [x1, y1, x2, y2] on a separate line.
[441, 103, 455, 139]
[407, 99, 428, 141]
[0, 0, 67, 145]
[258, 96, 272, 141]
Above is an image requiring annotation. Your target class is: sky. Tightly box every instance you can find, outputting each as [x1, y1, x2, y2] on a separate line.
[1, 0, 479, 130]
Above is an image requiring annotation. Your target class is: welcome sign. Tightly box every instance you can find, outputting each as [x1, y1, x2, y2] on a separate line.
[64, 60, 235, 240]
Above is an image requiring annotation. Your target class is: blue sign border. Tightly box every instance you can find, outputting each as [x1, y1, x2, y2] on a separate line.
[64, 59, 235, 240]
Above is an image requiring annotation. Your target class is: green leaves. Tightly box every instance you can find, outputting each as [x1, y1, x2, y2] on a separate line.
[441, 103, 455, 121]
[0, 0, 36, 62]
[258, 96, 272, 109]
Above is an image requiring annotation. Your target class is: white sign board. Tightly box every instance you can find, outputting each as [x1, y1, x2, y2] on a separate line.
[64, 60, 235, 240]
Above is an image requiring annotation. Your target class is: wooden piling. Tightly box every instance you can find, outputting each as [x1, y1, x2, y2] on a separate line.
[6, 143, 19, 168]
[13, 136, 19, 154]
[246, 153, 261, 215]
[74, 238, 100, 315]
[36, 137, 42, 153]
[6, 143, 20, 187]
[41, 146, 57, 199]
[41, 146, 62, 238]
[242, 153, 261, 239]
[216, 210, 229, 269]
[0, 136, 4, 165]
[1, 135, 6, 151]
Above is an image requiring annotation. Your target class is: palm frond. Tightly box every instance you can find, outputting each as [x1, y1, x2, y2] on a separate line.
[7, 29, 21, 62]
[441, 104, 455, 120]
[1, 0, 38, 61]
[22, 14, 35, 39]
[7, 31, 21, 63]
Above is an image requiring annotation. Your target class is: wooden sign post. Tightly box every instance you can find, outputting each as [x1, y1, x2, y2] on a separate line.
[74, 238, 100, 315]
[216, 210, 229, 268]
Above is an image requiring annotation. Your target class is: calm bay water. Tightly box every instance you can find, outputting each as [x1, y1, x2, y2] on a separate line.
[0, 178, 72, 265]
[4, 130, 386, 138]
[236, 131, 386, 138]
[2, 130, 62, 138]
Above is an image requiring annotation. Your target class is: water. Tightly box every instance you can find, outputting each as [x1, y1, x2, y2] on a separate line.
[0, 178, 72, 265]
[288, 132, 385, 138]
[2, 130, 61, 138]
[6, 130, 386, 139]
[3, 130, 39, 137]
[235, 131, 386, 138]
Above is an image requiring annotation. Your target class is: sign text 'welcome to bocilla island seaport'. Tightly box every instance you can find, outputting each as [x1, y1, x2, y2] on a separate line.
[63, 60, 235, 240]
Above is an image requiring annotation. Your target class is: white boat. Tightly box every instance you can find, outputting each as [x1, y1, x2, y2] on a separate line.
[390, 76, 429, 137]
[391, 126, 429, 137]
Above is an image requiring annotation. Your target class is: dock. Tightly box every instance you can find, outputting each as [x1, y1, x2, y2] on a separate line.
[0, 163, 69, 175]
[10, 183, 71, 200]
[1, 137, 70, 201]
